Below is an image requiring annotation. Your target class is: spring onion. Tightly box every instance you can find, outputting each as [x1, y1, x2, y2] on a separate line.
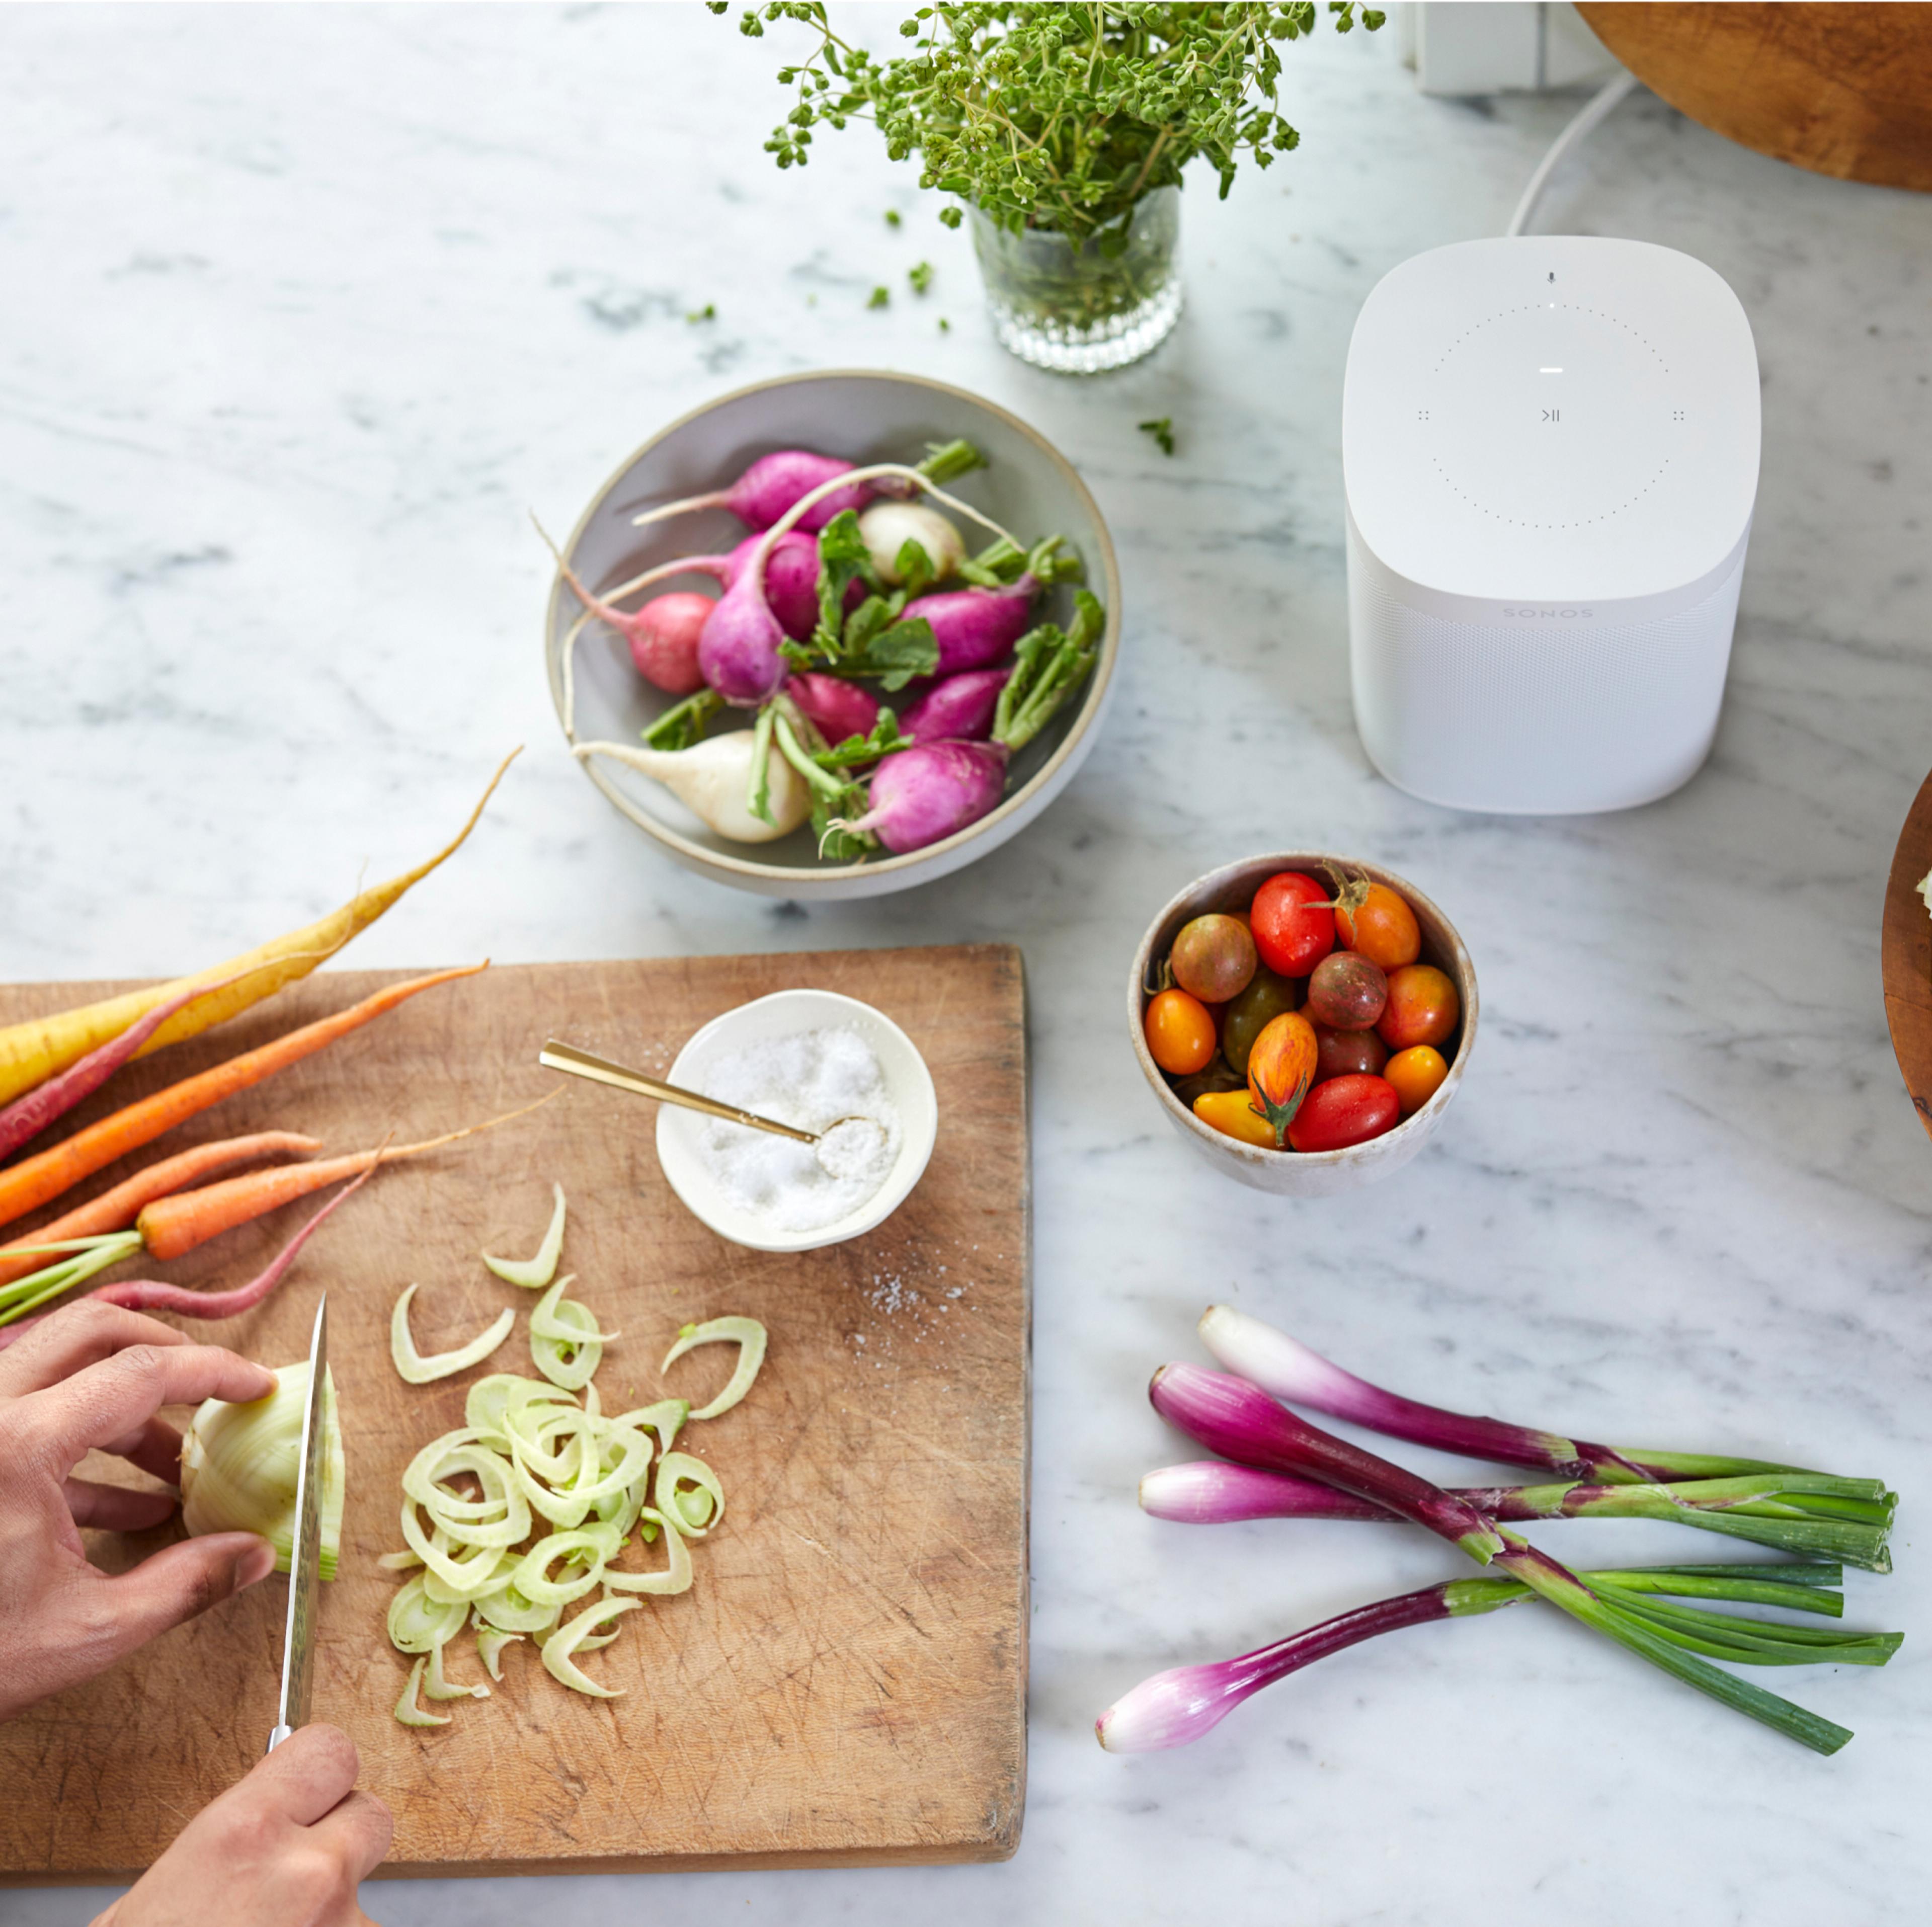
[1096, 1562, 1891, 1753]
[661, 1316, 768, 1420]
[1196, 1303, 1846, 1486]
[180, 1358, 345, 1580]
[1149, 1363, 1872, 1754]
[390, 1283, 516, 1385]
[483, 1183, 567, 1289]
[1138, 1460, 1896, 1571]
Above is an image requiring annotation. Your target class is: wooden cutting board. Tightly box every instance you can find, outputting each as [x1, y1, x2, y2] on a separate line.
[1882, 773, 1932, 1140]
[0, 946, 1029, 1883]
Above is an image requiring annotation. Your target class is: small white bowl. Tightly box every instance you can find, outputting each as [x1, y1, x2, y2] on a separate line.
[655, 990, 938, 1252]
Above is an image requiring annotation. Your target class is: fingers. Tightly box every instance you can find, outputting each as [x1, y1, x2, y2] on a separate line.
[0, 1301, 189, 1398]
[23, 1342, 275, 1470]
[99, 1412, 186, 1487]
[65, 1477, 178, 1532]
[243, 1723, 366, 1826]
[307, 1788, 393, 1882]
[78, 1532, 276, 1669]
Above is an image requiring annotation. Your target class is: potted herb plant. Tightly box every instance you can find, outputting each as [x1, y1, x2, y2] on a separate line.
[715, 2, 1385, 372]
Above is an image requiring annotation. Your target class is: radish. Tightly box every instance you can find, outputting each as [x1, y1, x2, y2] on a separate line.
[786, 673, 880, 745]
[723, 531, 863, 641]
[858, 501, 964, 586]
[901, 667, 1011, 745]
[902, 577, 1041, 675]
[834, 741, 1010, 854]
[574, 735, 809, 842]
[535, 521, 718, 694]
[630, 438, 985, 535]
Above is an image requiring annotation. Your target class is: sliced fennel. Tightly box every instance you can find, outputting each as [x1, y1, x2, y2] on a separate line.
[661, 1316, 768, 1421]
[655, 1452, 726, 1538]
[181, 1359, 346, 1581]
[530, 1274, 611, 1390]
[391, 1284, 516, 1385]
[483, 1182, 568, 1288]
[395, 1657, 451, 1728]
[542, 1595, 640, 1698]
[423, 1640, 489, 1702]
[475, 1621, 524, 1680]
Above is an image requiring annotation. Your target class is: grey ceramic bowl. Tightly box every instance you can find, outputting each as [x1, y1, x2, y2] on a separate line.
[1128, 853, 1478, 1195]
[544, 369, 1121, 900]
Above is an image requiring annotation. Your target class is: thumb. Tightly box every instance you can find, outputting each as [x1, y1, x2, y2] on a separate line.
[87, 1532, 278, 1664]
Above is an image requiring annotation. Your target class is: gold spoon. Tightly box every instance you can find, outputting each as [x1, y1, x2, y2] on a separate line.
[538, 1040, 887, 1173]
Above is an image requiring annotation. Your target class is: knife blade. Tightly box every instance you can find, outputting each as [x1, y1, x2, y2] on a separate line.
[266, 1293, 328, 1753]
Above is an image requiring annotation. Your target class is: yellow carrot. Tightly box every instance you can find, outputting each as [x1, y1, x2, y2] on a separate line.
[0, 749, 519, 1108]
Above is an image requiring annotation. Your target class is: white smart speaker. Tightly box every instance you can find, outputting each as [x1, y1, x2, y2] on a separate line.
[1343, 235, 1760, 814]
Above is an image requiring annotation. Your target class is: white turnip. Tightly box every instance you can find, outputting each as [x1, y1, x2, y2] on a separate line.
[857, 501, 964, 586]
[574, 734, 810, 842]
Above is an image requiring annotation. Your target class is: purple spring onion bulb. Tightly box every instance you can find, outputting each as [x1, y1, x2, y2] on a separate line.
[831, 740, 1010, 856]
[1148, 1363, 1506, 1563]
[1195, 1304, 1807, 1486]
[786, 673, 880, 746]
[1096, 1583, 1474, 1753]
[901, 577, 1040, 675]
[1139, 1461, 1390, 1525]
[900, 666, 1012, 746]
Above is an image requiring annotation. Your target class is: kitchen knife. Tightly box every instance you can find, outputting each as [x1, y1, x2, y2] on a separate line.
[266, 1292, 328, 1753]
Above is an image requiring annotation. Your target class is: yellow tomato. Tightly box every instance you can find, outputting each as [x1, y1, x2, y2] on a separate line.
[1192, 1088, 1279, 1149]
[1384, 1044, 1450, 1115]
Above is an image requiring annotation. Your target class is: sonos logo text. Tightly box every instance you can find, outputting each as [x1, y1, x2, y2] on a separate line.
[1499, 607, 1594, 618]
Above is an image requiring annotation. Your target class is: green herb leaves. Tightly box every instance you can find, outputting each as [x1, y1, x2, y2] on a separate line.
[1139, 417, 1176, 456]
[788, 509, 940, 688]
[726, 3, 1384, 242]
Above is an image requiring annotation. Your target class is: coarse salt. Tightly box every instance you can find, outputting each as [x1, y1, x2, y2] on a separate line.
[691, 1026, 900, 1234]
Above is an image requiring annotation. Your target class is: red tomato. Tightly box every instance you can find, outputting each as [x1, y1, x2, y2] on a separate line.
[1250, 872, 1335, 978]
[1286, 1074, 1401, 1153]
[1312, 1022, 1387, 1082]
[1377, 964, 1460, 1052]
[1145, 989, 1217, 1075]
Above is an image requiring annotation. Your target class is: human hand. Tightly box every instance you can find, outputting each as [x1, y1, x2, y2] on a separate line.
[0, 1299, 280, 1721]
[93, 1724, 391, 1927]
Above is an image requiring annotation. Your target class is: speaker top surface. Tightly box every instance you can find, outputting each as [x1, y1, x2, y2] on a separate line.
[1343, 236, 1759, 606]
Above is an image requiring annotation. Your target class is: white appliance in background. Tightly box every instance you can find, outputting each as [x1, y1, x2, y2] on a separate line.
[1342, 234, 1761, 815]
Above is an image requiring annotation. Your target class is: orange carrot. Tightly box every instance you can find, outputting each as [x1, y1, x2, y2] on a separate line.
[0, 964, 485, 1234]
[135, 1095, 554, 1260]
[0, 1131, 321, 1291]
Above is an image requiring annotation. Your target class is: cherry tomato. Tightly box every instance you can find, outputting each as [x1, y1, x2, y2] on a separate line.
[1335, 883, 1421, 971]
[1250, 872, 1335, 978]
[1313, 1022, 1387, 1082]
[1246, 1009, 1319, 1146]
[1170, 914, 1258, 1003]
[1286, 1073, 1401, 1153]
[1192, 1088, 1278, 1149]
[1377, 964, 1460, 1051]
[1385, 1044, 1450, 1115]
[1305, 950, 1388, 1030]
[1145, 988, 1217, 1076]
[1221, 966, 1298, 1077]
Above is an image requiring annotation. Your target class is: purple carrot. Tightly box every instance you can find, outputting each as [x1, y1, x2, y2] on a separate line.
[787, 673, 880, 745]
[0, 1158, 377, 1351]
[631, 450, 870, 534]
[901, 666, 1012, 745]
[1148, 1363, 1505, 1562]
[1096, 1581, 1484, 1752]
[835, 741, 1009, 855]
[901, 577, 1039, 675]
[0, 967, 270, 1163]
[1195, 1303, 1805, 1486]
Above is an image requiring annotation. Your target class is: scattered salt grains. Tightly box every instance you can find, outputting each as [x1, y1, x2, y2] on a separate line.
[692, 1027, 900, 1234]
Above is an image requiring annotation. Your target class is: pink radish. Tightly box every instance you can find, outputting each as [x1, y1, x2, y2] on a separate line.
[725, 531, 863, 641]
[787, 674, 880, 745]
[633, 451, 870, 534]
[834, 741, 1010, 854]
[902, 577, 1040, 675]
[901, 667, 1012, 745]
[537, 523, 721, 694]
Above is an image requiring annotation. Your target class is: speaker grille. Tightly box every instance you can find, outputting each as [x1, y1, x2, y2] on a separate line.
[1349, 555, 1743, 814]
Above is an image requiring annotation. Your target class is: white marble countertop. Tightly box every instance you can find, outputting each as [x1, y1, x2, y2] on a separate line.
[5, 6, 1931, 1923]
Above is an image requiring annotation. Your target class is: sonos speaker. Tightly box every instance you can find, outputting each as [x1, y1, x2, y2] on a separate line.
[1343, 235, 1760, 814]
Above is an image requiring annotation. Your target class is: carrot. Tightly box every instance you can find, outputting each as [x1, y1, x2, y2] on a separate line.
[0, 749, 518, 1109]
[0, 1159, 381, 1351]
[0, 1132, 321, 1292]
[135, 1097, 554, 1260]
[0, 964, 485, 1233]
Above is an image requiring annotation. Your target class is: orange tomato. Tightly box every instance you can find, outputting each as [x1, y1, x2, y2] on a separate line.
[1146, 988, 1217, 1075]
[1246, 1009, 1318, 1147]
[1192, 1088, 1278, 1149]
[1335, 883, 1421, 971]
[1385, 1045, 1450, 1115]
[1377, 965, 1459, 1051]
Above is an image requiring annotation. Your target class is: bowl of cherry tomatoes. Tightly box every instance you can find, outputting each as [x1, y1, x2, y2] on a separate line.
[1128, 852, 1477, 1195]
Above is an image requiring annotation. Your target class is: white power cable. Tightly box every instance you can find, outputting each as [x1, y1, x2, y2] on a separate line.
[1505, 69, 1643, 239]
